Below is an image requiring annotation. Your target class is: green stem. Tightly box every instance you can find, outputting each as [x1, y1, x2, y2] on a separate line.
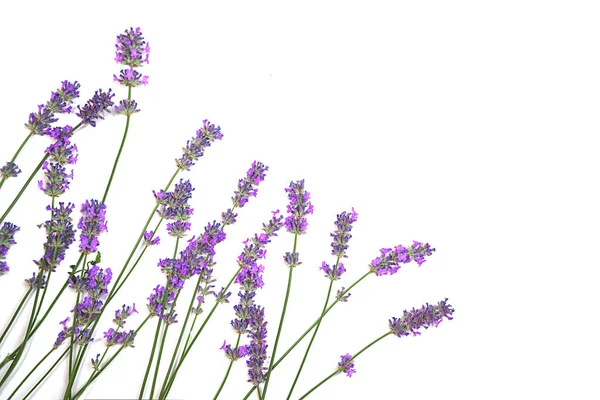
[287, 278, 334, 399]
[0, 123, 80, 224]
[139, 316, 161, 400]
[213, 333, 241, 399]
[101, 85, 132, 204]
[71, 316, 150, 400]
[242, 270, 373, 400]
[297, 331, 392, 400]
[261, 233, 298, 399]
[6, 347, 55, 400]
[0, 132, 33, 192]
[149, 287, 180, 400]
[21, 346, 70, 400]
[0, 288, 32, 346]
[159, 266, 241, 400]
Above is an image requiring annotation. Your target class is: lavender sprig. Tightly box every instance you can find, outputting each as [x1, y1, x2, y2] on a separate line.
[299, 299, 455, 399]
[0, 222, 20, 275]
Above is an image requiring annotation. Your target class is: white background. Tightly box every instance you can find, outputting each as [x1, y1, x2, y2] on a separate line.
[0, 1, 599, 399]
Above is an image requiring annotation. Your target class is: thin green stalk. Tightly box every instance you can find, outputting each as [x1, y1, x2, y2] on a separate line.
[159, 266, 241, 400]
[150, 287, 181, 400]
[157, 268, 205, 399]
[6, 347, 55, 400]
[21, 346, 70, 400]
[0, 132, 33, 191]
[139, 316, 162, 400]
[242, 270, 373, 400]
[0, 153, 47, 225]
[64, 255, 87, 399]
[0, 288, 32, 346]
[32, 268, 53, 323]
[287, 279, 334, 399]
[0, 123, 80, 225]
[71, 315, 151, 400]
[213, 333, 241, 399]
[297, 331, 392, 400]
[256, 385, 263, 400]
[261, 233, 298, 399]
[101, 85, 132, 204]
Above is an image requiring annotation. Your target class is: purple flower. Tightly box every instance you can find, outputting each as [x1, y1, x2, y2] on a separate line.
[320, 261, 346, 280]
[337, 354, 356, 377]
[78, 200, 108, 254]
[114, 303, 138, 327]
[246, 305, 268, 386]
[104, 328, 136, 347]
[25, 272, 46, 289]
[154, 179, 194, 222]
[147, 284, 175, 317]
[24, 80, 80, 136]
[34, 202, 76, 272]
[143, 230, 160, 246]
[220, 340, 249, 361]
[46, 80, 81, 114]
[175, 120, 223, 171]
[54, 317, 70, 348]
[0, 162, 21, 180]
[113, 69, 149, 88]
[331, 208, 358, 258]
[38, 161, 73, 197]
[0, 222, 19, 275]
[283, 252, 301, 268]
[114, 98, 140, 115]
[369, 241, 436, 276]
[232, 161, 269, 208]
[284, 180, 313, 234]
[76, 88, 115, 127]
[115, 27, 149, 68]
[336, 287, 351, 302]
[389, 298, 454, 337]
[166, 220, 192, 238]
[45, 125, 78, 164]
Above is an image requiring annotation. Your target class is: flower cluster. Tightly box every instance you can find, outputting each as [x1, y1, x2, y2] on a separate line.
[24, 80, 81, 136]
[0, 222, 20, 275]
[232, 161, 269, 208]
[57, 264, 113, 347]
[320, 261, 346, 280]
[76, 88, 115, 127]
[143, 230, 160, 246]
[331, 208, 359, 258]
[0, 162, 21, 180]
[114, 27, 149, 69]
[337, 353, 356, 377]
[33, 202, 77, 272]
[25, 272, 46, 289]
[78, 199, 108, 254]
[154, 179, 195, 238]
[113, 303, 138, 328]
[389, 298, 454, 337]
[114, 99, 140, 116]
[284, 179, 313, 234]
[230, 211, 284, 337]
[220, 340, 249, 361]
[175, 120, 224, 171]
[246, 305, 268, 386]
[103, 328, 136, 347]
[369, 240, 436, 276]
[38, 125, 78, 197]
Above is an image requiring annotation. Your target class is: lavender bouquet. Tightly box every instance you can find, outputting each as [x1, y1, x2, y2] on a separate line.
[0, 28, 454, 400]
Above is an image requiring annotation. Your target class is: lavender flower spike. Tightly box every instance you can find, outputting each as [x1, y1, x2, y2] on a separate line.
[389, 298, 454, 337]
[33, 202, 76, 272]
[176, 120, 223, 171]
[0, 222, 20, 275]
[78, 199, 108, 254]
[232, 161, 269, 208]
[284, 179, 314, 234]
[76, 88, 115, 127]
[337, 354, 356, 377]
[246, 305, 268, 386]
[115, 27, 150, 68]
[369, 241, 436, 276]
[331, 208, 358, 258]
